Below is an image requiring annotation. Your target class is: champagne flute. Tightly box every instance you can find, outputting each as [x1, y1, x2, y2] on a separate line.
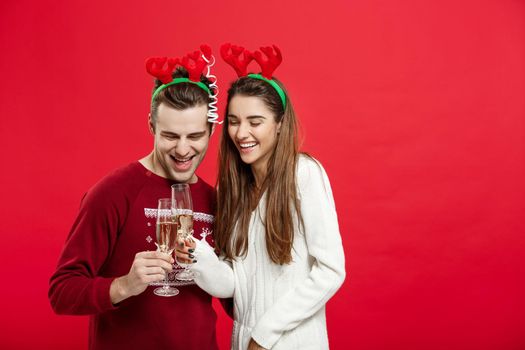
[171, 183, 195, 281]
[153, 198, 179, 297]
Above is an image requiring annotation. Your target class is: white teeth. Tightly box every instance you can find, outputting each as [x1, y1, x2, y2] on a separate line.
[240, 142, 257, 148]
[172, 156, 192, 162]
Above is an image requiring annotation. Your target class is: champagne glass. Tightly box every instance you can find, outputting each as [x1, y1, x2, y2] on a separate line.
[171, 183, 195, 281]
[153, 198, 179, 297]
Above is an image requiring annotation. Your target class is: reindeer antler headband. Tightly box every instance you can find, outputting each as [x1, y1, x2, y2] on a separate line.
[220, 43, 286, 108]
[145, 44, 221, 124]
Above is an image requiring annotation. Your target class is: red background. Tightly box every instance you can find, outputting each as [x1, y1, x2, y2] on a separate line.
[1, 0, 524, 349]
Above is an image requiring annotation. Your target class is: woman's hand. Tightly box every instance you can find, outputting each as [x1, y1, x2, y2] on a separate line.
[247, 338, 265, 350]
[174, 238, 196, 264]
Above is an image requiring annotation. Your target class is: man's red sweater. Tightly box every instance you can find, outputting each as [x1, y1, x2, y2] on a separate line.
[49, 162, 219, 349]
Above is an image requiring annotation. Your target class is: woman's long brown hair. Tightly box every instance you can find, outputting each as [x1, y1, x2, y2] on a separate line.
[215, 76, 304, 265]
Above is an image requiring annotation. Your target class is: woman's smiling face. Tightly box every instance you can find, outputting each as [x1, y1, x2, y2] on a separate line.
[227, 95, 281, 173]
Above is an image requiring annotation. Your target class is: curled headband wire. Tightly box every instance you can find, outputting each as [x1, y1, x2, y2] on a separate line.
[145, 44, 222, 124]
[202, 53, 221, 124]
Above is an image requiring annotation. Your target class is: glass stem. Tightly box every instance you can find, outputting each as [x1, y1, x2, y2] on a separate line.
[163, 270, 169, 290]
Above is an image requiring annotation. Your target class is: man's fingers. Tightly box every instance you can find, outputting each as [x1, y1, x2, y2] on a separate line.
[149, 259, 174, 271]
[137, 259, 173, 271]
[136, 250, 171, 260]
[142, 266, 169, 275]
[136, 251, 174, 263]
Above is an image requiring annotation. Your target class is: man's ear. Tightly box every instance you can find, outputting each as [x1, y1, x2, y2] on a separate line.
[148, 113, 155, 135]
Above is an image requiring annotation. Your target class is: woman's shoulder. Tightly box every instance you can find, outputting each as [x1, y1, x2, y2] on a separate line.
[297, 153, 325, 175]
[296, 153, 330, 188]
[295, 154, 336, 206]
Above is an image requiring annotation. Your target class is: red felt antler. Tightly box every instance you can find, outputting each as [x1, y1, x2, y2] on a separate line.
[253, 45, 282, 79]
[220, 43, 253, 77]
[145, 57, 180, 84]
[200, 44, 213, 62]
[181, 49, 208, 82]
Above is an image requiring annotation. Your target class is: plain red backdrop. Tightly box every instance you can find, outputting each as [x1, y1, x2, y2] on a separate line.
[1, 0, 524, 349]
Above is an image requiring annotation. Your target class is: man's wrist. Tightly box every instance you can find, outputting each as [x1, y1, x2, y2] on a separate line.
[110, 276, 129, 305]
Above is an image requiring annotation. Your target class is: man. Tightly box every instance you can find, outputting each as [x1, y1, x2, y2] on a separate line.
[49, 53, 220, 349]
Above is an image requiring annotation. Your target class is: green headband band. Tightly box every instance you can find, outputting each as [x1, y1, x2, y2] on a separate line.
[151, 78, 211, 104]
[247, 73, 287, 109]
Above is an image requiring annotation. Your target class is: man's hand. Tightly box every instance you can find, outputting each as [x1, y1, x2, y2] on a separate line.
[248, 338, 265, 350]
[110, 251, 174, 304]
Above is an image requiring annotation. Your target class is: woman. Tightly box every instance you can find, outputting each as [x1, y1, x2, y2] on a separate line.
[177, 44, 345, 350]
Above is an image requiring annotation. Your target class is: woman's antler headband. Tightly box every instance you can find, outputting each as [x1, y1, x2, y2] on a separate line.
[145, 44, 221, 124]
[220, 43, 286, 108]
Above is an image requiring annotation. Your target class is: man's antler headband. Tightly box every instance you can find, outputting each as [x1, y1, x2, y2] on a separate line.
[145, 44, 220, 124]
[220, 43, 286, 108]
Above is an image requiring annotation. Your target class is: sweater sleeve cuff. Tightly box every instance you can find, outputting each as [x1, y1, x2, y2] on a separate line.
[189, 239, 217, 272]
[93, 277, 118, 312]
[190, 240, 235, 298]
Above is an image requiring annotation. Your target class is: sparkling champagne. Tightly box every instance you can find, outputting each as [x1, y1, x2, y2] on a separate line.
[153, 198, 179, 297]
[156, 221, 178, 254]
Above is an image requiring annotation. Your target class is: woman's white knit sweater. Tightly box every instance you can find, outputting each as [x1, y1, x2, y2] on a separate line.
[191, 156, 346, 349]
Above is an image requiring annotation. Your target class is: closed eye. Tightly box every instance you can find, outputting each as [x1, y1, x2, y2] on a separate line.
[161, 133, 178, 140]
[188, 133, 206, 140]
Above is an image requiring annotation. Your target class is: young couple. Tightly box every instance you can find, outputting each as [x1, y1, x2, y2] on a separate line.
[49, 43, 345, 350]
